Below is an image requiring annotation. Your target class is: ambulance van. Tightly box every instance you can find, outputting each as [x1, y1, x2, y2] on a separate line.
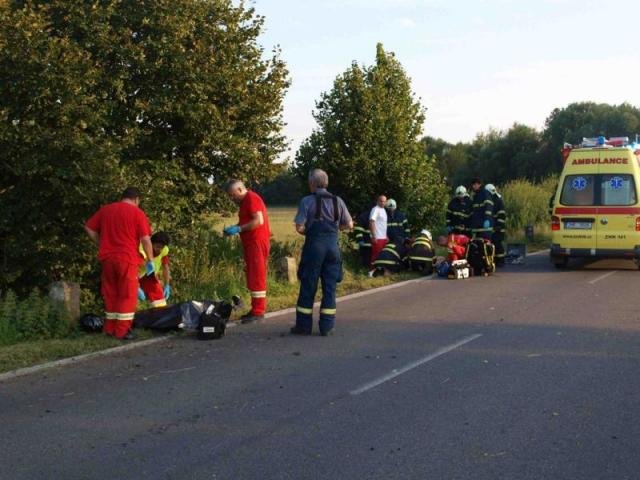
[550, 136, 640, 268]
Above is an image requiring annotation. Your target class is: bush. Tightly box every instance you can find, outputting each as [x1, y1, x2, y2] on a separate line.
[170, 221, 303, 305]
[501, 176, 558, 233]
[0, 289, 72, 346]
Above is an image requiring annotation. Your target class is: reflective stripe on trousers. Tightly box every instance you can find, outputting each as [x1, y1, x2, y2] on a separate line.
[295, 220, 341, 334]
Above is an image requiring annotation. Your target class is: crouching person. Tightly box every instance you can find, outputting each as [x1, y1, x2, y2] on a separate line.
[138, 232, 172, 308]
[406, 229, 435, 275]
[371, 241, 407, 277]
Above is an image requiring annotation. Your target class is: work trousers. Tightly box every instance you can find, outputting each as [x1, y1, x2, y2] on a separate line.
[359, 245, 371, 269]
[101, 257, 138, 339]
[139, 275, 167, 308]
[370, 238, 388, 267]
[242, 237, 270, 315]
[492, 231, 506, 265]
[296, 223, 342, 334]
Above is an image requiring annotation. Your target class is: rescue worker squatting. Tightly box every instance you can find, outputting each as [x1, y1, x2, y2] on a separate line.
[223, 179, 271, 324]
[292, 168, 353, 336]
[84, 187, 155, 340]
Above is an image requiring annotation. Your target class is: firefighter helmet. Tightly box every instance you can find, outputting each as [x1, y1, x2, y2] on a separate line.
[485, 183, 497, 195]
[386, 198, 397, 209]
[420, 229, 432, 240]
[455, 185, 467, 197]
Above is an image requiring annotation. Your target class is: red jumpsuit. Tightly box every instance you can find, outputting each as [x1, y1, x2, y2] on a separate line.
[139, 247, 170, 308]
[447, 233, 470, 262]
[86, 202, 151, 338]
[239, 191, 271, 316]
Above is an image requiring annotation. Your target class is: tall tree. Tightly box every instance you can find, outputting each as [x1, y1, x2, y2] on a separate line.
[468, 124, 543, 186]
[295, 43, 447, 230]
[421, 136, 472, 188]
[540, 102, 640, 174]
[0, 0, 289, 292]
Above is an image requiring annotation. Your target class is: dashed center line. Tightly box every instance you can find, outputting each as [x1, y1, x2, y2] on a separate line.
[350, 333, 483, 395]
[589, 271, 617, 284]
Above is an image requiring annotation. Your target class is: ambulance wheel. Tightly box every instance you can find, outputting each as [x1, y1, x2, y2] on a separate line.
[552, 255, 568, 268]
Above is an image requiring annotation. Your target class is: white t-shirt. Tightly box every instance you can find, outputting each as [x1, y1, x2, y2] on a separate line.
[369, 206, 388, 240]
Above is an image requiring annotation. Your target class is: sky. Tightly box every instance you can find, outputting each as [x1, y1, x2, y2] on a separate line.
[253, 0, 640, 160]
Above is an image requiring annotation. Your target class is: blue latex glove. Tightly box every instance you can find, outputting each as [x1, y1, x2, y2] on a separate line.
[483, 220, 491, 229]
[145, 261, 155, 276]
[446, 226, 453, 233]
[224, 225, 241, 236]
[357, 240, 365, 247]
[137, 287, 146, 301]
[163, 284, 171, 299]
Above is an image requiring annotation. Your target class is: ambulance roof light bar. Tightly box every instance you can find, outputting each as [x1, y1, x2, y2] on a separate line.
[580, 136, 629, 147]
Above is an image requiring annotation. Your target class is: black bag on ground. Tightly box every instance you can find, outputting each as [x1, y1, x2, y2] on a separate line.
[79, 313, 104, 332]
[134, 304, 182, 330]
[465, 239, 496, 276]
[197, 301, 233, 340]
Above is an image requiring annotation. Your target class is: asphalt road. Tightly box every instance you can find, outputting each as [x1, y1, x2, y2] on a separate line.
[2, 252, 639, 480]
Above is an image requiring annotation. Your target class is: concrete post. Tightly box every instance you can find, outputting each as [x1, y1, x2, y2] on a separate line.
[276, 256, 297, 284]
[49, 281, 81, 321]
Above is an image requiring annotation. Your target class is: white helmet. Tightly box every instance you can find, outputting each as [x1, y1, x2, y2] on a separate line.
[386, 198, 397, 209]
[454, 185, 467, 197]
[420, 229, 432, 240]
[485, 183, 497, 195]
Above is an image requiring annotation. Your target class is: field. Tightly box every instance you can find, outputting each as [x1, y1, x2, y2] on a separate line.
[210, 205, 301, 244]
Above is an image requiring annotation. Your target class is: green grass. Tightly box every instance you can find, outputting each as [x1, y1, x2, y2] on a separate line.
[0, 206, 425, 374]
[506, 223, 551, 253]
[0, 329, 158, 374]
[210, 205, 302, 244]
[267, 206, 303, 244]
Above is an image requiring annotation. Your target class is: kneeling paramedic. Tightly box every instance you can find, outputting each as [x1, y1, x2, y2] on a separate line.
[137, 231, 172, 307]
[292, 169, 353, 336]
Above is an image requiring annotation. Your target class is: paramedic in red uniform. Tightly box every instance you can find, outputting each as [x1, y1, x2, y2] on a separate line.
[223, 179, 271, 324]
[437, 233, 470, 262]
[84, 187, 155, 340]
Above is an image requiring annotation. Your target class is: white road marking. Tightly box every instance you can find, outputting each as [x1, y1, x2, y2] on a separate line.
[350, 333, 483, 395]
[528, 249, 550, 256]
[589, 270, 617, 284]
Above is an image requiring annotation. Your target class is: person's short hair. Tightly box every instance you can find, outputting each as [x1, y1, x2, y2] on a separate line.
[224, 179, 244, 192]
[308, 169, 329, 189]
[151, 231, 170, 246]
[121, 187, 141, 200]
[470, 178, 482, 185]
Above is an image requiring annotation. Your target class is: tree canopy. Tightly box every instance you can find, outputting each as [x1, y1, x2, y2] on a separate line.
[294, 43, 447, 230]
[0, 0, 289, 292]
[424, 102, 640, 189]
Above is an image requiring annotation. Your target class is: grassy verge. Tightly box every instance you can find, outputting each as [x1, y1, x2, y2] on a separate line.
[1, 206, 425, 374]
[0, 272, 419, 374]
[0, 329, 161, 374]
[506, 223, 551, 253]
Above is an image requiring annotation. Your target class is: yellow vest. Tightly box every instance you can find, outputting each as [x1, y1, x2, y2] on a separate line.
[138, 244, 169, 278]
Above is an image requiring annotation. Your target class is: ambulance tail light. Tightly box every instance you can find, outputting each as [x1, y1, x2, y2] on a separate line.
[551, 215, 561, 231]
[636, 217, 640, 231]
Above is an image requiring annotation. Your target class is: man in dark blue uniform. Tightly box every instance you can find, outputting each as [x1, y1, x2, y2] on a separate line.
[385, 198, 410, 245]
[291, 169, 353, 336]
[469, 178, 494, 240]
[354, 208, 373, 268]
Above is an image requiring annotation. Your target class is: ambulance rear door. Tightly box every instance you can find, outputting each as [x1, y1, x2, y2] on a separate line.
[595, 150, 640, 253]
[555, 150, 598, 252]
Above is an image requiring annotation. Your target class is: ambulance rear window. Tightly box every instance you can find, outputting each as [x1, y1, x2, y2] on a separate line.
[560, 175, 595, 205]
[600, 174, 636, 205]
